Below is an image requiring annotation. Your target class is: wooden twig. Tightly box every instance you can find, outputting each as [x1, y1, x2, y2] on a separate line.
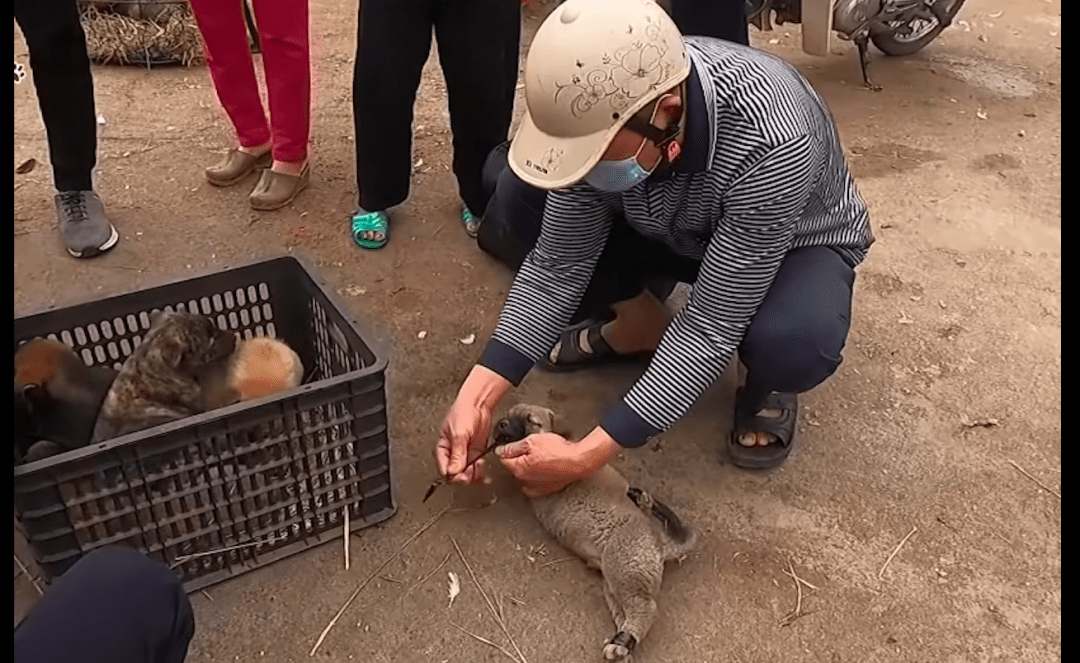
[171, 537, 275, 565]
[343, 506, 351, 571]
[539, 556, 577, 569]
[781, 566, 820, 591]
[878, 526, 918, 580]
[449, 621, 520, 663]
[201, 590, 214, 602]
[450, 536, 530, 663]
[1007, 460, 1061, 499]
[779, 559, 804, 627]
[403, 552, 452, 603]
[13, 553, 44, 596]
[309, 505, 452, 657]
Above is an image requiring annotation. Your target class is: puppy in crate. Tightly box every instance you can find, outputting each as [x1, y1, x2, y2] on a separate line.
[492, 403, 696, 663]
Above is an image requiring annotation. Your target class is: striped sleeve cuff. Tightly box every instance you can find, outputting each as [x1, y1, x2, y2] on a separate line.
[477, 338, 536, 387]
[600, 400, 662, 448]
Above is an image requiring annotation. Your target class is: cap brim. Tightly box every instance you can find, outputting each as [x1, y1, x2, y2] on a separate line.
[508, 109, 613, 190]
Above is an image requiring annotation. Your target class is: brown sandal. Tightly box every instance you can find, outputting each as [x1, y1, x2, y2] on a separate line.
[249, 164, 310, 211]
[205, 149, 270, 187]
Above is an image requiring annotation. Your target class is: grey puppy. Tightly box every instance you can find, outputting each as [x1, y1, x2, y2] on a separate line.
[493, 404, 696, 663]
[91, 311, 237, 443]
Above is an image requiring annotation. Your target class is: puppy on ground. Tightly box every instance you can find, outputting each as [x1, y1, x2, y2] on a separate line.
[15, 338, 118, 463]
[492, 404, 696, 663]
[91, 311, 236, 443]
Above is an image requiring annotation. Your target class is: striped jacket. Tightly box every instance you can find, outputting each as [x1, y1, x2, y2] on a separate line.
[478, 36, 874, 448]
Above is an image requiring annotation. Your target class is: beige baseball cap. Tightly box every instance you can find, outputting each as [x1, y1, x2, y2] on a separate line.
[509, 0, 691, 190]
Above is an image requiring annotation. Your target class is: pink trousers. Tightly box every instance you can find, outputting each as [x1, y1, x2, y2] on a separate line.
[188, 0, 311, 164]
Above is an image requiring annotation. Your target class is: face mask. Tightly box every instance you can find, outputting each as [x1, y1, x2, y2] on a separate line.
[583, 149, 658, 192]
[584, 98, 668, 193]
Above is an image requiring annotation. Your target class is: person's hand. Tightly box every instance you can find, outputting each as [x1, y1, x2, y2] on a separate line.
[496, 429, 619, 497]
[436, 365, 512, 485]
[436, 398, 493, 485]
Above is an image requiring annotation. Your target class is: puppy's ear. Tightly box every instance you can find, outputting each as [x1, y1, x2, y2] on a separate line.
[549, 411, 573, 439]
[147, 310, 170, 330]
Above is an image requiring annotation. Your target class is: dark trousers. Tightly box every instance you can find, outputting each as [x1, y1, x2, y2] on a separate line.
[14, 547, 195, 663]
[14, 0, 98, 192]
[478, 152, 855, 411]
[352, 0, 520, 216]
[670, 0, 749, 44]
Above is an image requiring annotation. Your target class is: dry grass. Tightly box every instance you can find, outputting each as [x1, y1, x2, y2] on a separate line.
[80, 4, 206, 67]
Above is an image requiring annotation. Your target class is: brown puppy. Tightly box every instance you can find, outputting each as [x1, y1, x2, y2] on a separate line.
[493, 404, 696, 663]
[198, 336, 304, 410]
[91, 311, 236, 443]
[14, 338, 118, 462]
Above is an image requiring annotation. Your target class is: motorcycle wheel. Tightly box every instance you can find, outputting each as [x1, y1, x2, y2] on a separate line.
[870, 0, 967, 57]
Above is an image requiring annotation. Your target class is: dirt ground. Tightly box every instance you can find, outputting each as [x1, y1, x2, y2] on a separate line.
[14, 1, 1060, 661]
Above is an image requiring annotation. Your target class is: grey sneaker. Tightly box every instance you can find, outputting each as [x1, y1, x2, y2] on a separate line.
[54, 191, 119, 258]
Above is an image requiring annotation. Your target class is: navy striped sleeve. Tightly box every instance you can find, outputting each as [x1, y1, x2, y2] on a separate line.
[478, 184, 616, 385]
[602, 135, 824, 447]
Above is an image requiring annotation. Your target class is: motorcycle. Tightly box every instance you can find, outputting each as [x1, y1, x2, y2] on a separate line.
[746, 0, 969, 90]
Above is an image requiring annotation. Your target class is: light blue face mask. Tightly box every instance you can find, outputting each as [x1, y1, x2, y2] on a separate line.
[583, 98, 668, 193]
[583, 151, 658, 192]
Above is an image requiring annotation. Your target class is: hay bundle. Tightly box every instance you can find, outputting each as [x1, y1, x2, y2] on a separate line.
[79, 1, 206, 67]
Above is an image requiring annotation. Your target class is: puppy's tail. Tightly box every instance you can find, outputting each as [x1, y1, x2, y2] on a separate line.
[627, 487, 696, 562]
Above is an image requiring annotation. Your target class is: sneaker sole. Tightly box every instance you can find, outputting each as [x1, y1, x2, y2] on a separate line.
[67, 224, 119, 259]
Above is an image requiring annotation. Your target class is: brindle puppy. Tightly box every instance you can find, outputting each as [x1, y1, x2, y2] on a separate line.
[91, 311, 236, 443]
[493, 404, 696, 663]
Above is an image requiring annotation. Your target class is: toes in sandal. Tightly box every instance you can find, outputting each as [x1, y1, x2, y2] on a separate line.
[537, 308, 654, 373]
[461, 205, 481, 239]
[727, 389, 798, 470]
[351, 210, 390, 250]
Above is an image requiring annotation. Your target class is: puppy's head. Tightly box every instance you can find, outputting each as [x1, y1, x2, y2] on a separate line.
[493, 404, 561, 445]
[143, 312, 237, 377]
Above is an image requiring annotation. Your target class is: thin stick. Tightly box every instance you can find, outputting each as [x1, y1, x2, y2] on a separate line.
[450, 536, 529, 663]
[171, 537, 274, 565]
[878, 526, 918, 580]
[781, 567, 820, 591]
[1007, 460, 1061, 499]
[13, 553, 44, 597]
[779, 559, 804, 627]
[343, 506, 351, 571]
[201, 590, 214, 602]
[403, 552, 452, 602]
[309, 505, 451, 657]
[449, 621, 520, 663]
[539, 556, 577, 569]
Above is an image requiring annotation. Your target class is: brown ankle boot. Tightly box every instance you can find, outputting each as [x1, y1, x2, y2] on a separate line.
[205, 149, 271, 187]
[249, 164, 311, 211]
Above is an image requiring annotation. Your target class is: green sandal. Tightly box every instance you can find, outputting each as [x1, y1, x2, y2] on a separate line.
[461, 205, 480, 239]
[351, 210, 389, 250]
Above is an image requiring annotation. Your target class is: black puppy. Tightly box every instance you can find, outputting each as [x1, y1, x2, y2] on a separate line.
[14, 338, 118, 463]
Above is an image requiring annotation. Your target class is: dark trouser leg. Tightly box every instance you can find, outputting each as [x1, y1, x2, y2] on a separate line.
[14, 0, 97, 192]
[669, 0, 749, 44]
[478, 163, 698, 325]
[14, 547, 195, 663]
[434, 0, 520, 217]
[352, 0, 434, 212]
[737, 246, 855, 415]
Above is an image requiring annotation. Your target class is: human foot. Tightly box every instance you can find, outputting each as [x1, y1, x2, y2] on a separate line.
[351, 209, 390, 250]
[727, 390, 798, 470]
[206, 146, 271, 187]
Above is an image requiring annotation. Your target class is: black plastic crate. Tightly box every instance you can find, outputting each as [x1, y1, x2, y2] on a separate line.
[13, 256, 397, 591]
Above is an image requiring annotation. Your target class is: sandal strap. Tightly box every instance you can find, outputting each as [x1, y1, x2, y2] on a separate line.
[351, 211, 389, 247]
